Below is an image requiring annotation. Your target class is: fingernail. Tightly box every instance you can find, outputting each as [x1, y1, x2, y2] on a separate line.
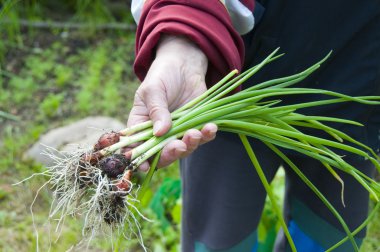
[190, 137, 201, 145]
[177, 147, 187, 153]
[153, 121, 162, 135]
[209, 129, 217, 135]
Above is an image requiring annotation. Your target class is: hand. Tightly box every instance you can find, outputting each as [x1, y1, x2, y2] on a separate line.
[127, 35, 218, 170]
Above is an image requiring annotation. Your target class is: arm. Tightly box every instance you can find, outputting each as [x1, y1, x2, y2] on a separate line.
[133, 0, 251, 84]
[127, 0, 255, 168]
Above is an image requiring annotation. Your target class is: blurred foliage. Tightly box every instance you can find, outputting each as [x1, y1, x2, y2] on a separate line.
[0, 1, 184, 251]
[0, 1, 142, 251]
[361, 201, 380, 252]
[257, 168, 285, 252]
[0, 0, 134, 62]
[139, 173, 182, 252]
[149, 178, 181, 230]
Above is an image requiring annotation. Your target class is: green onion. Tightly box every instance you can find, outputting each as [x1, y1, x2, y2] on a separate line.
[46, 50, 380, 251]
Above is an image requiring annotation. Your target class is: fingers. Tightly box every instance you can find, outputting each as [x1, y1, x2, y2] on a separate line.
[200, 123, 218, 144]
[181, 129, 203, 153]
[122, 123, 217, 171]
[126, 101, 150, 128]
[157, 124, 218, 168]
[158, 129, 202, 167]
[127, 84, 172, 137]
[141, 85, 172, 136]
[158, 139, 187, 167]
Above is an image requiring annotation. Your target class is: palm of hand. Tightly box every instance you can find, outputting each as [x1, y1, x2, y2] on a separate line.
[127, 35, 216, 169]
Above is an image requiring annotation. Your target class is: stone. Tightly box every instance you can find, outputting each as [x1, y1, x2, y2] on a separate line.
[25, 116, 126, 166]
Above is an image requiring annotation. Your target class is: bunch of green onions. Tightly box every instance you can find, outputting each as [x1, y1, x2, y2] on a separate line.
[53, 49, 380, 252]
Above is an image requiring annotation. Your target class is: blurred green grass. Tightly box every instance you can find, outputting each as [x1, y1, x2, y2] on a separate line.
[0, 1, 379, 251]
[0, 1, 184, 251]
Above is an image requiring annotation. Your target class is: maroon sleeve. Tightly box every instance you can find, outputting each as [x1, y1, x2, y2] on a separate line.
[134, 0, 245, 86]
[240, 0, 255, 11]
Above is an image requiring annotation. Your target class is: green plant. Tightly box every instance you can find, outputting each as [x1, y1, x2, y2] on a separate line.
[54, 64, 73, 87]
[75, 42, 108, 114]
[43, 50, 380, 252]
[0, 5, 141, 252]
[74, 40, 136, 116]
[25, 52, 56, 81]
[39, 93, 64, 118]
[74, 0, 114, 23]
[0, 124, 45, 173]
[361, 201, 380, 251]
[3, 76, 37, 108]
[257, 168, 285, 252]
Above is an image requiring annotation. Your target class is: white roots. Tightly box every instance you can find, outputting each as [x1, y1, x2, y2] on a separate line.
[28, 146, 151, 251]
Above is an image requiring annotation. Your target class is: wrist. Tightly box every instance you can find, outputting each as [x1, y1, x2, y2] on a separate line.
[156, 34, 208, 74]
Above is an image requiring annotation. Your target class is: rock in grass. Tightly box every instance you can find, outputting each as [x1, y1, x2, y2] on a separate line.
[25, 116, 126, 166]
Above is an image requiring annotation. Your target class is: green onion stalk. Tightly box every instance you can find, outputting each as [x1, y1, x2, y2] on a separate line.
[50, 49, 380, 252]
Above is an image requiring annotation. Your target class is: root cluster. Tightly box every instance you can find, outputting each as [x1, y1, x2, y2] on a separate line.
[37, 134, 149, 250]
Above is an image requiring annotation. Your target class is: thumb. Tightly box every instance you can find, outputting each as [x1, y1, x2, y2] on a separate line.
[141, 84, 172, 136]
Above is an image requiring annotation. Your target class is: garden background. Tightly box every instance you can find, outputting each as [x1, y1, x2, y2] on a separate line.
[0, 1, 379, 251]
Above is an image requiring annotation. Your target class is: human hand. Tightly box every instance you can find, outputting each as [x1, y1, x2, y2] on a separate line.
[127, 35, 218, 170]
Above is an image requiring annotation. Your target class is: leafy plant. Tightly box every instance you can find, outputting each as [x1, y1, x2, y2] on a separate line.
[74, 0, 114, 24]
[0, 124, 45, 173]
[39, 93, 65, 118]
[257, 168, 285, 252]
[54, 64, 73, 87]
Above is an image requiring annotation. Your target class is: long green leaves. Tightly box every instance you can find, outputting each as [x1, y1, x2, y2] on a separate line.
[0, 0, 19, 19]
[239, 134, 297, 252]
[264, 142, 359, 251]
[109, 50, 380, 251]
